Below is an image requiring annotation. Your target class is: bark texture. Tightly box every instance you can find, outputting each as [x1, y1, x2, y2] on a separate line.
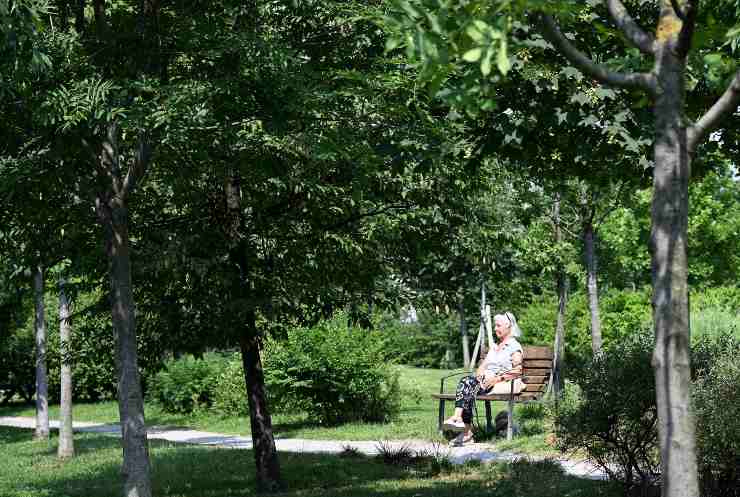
[95, 122, 152, 497]
[650, 7, 699, 497]
[58, 278, 75, 459]
[33, 265, 49, 440]
[225, 172, 282, 491]
[583, 218, 603, 355]
[458, 299, 470, 369]
[549, 195, 568, 396]
[240, 316, 282, 491]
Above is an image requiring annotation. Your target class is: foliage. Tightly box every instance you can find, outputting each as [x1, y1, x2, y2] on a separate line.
[212, 356, 249, 417]
[264, 315, 401, 425]
[149, 354, 225, 415]
[376, 310, 459, 368]
[693, 343, 740, 496]
[0, 330, 34, 403]
[554, 330, 660, 491]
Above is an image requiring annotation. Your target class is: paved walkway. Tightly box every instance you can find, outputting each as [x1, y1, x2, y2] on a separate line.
[0, 416, 606, 480]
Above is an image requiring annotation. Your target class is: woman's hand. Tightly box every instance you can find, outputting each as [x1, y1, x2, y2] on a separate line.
[482, 373, 501, 390]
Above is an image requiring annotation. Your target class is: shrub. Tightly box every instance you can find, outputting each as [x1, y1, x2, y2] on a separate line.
[376, 311, 459, 368]
[149, 354, 224, 414]
[555, 331, 660, 491]
[0, 331, 35, 403]
[212, 356, 249, 416]
[264, 315, 400, 425]
[693, 338, 740, 496]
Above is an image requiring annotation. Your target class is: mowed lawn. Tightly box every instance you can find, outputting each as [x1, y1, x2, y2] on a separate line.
[0, 427, 619, 497]
[0, 366, 553, 452]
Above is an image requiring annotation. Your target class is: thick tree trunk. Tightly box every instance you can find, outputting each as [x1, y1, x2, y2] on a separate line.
[458, 299, 470, 368]
[651, 10, 699, 497]
[58, 277, 75, 459]
[95, 122, 152, 497]
[240, 312, 281, 491]
[33, 265, 49, 440]
[100, 199, 152, 497]
[583, 219, 602, 355]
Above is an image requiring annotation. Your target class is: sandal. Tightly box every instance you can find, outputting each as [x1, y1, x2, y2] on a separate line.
[442, 417, 465, 432]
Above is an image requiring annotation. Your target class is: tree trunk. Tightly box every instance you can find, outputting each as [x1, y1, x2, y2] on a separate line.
[583, 218, 602, 355]
[225, 171, 282, 491]
[651, 10, 698, 497]
[549, 194, 568, 396]
[240, 312, 281, 491]
[33, 265, 49, 440]
[74, 0, 85, 33]
[95, 122, 152, 497]
[458, 299, 470, 368]
[58, 277, 75, 459]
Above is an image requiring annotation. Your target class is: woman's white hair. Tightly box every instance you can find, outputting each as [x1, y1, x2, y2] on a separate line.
[495, 311, 522, 338]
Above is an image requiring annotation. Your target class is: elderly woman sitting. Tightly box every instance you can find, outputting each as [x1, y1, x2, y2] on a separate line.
[442, 311, 524, 445]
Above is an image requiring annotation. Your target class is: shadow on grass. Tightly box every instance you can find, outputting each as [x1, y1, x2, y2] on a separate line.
[2, 425, 620, 497]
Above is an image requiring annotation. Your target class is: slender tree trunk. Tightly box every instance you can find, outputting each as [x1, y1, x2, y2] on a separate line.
[95, 123, 152, 497]
[33, 265, 49, 440]
[583, 218, 602, 355]
[651, 9, 698, 497]
[458, 299, 470, 368]
[58, 277, 75, 459]
[240, 313, 281, 491]
[225, 171, 282, 491]
[74, 0, 85, 33]
[549, 194, 568, 396]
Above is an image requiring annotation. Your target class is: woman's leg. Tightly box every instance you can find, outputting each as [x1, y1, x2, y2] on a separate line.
[445, 376, 481, 422]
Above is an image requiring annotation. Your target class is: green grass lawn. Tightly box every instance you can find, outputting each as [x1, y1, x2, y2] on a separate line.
[0, 366, 554, 453]
[0, 426, 619, 497]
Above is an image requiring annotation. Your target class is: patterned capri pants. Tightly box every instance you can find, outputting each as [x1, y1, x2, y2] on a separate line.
[454, 375, 490, 424]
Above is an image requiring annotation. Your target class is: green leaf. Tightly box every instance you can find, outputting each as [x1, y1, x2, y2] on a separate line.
[480, 48, 493, 76]
[462, 48, 483, 62]
[497, 40, 511, 74]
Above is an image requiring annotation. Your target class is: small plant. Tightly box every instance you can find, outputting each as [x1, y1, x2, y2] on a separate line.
[375, 440, 415, 466]
[338, 444, 363, 458]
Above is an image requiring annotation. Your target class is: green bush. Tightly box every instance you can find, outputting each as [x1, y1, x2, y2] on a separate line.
[212, 356, 249, 416]
[693, 336, 740, 496]
[555, 330, 660, 491]
[376, 311, 459, 368]
[0, 331, 35, 403]
[149, 354, 224, 414]
[264, 315, 401, 425]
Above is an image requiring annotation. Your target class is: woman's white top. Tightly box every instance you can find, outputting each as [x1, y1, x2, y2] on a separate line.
[484, 337, 523, 375]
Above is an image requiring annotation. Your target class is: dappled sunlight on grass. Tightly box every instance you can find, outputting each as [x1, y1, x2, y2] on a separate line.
[1, 426, 618, 497]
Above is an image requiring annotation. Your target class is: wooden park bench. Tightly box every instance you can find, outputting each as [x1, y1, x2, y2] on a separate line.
[432, 346, 554, 440]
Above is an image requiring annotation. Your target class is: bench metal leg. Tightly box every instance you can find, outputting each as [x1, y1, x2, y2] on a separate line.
[485, 400, 492, 432]
[438, 399, 446, 433]
[506, 396, 514, 441]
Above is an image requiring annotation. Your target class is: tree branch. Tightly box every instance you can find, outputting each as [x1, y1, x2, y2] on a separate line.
[676, 0, 697, 57]
[122, 131, 152, 198]
[687, 69, 740, 153]
[606, 0, 655, 55]
[669, 0, 687, 20]
[536, 13, 657, 95]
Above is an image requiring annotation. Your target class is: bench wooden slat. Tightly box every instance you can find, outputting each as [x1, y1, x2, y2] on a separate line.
[522, 375, 547, 384]
[521, 346, 553, 359]
[522, 360, 552, 368]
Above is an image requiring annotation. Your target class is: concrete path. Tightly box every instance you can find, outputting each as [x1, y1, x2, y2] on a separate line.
[0, 416, 606, 480]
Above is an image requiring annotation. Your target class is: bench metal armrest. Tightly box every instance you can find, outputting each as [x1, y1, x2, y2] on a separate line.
[439, 369, 471, 394]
